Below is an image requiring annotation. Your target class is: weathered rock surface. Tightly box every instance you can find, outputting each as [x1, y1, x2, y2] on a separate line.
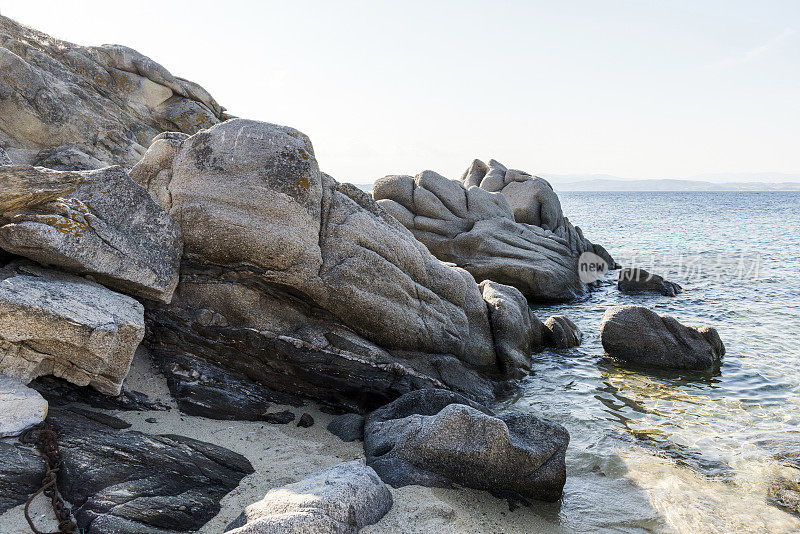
[0, 373, 48, 437]
[133, 119, 539, 411]
[0, 261, 144, 395]
[372, 162, 614, 301]
[543, 315, 583, 349]
[327, 413, 366, 442]
[0, 438, 45, 513]
[600, 305, 725, 370]
[226, 461, 392, 534]
[0, 15, 227, 169]
[618, 267, 682, 296]
[0, 164, 182, 303]
[46, 407, 253, 534]
[0, 146, 11, 165]
[30, 375, 169, 411]
[363, 389, 570, 502]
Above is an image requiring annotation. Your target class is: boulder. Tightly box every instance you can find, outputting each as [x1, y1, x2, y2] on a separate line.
[0, 165, 182, 303]
[618, 267, 682, 296]
[49, 407, 253, 534]
[133, 119, 539, 411]
[373, 164, 614, 301]
[363, 389, 569, 502]
[225, 461, 392, 534]
[600, 305, 725, 370]
[0, 15, 226, 169]
[0, 373, 47, 437]
[327, 413, 366, 442]
[0, 261, 144, 395]
[543, 315, 582, 349]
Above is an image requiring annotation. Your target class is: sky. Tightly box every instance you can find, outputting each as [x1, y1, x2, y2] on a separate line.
[1, 0, 798, 183]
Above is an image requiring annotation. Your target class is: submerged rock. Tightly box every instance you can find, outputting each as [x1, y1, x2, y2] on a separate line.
[134, 119, 539, 411]
[543, 315, 583, 349]
[0, 262, 144, 395]
[0, 165, 182, 303]
[600, 305, 724, 370]
[618, 267, 682, 297]
[373, 162, 614, 301]
[0, 14, 226, 169]
[0, 373, 47, 437]
[363, 389, 569, 502]
[51, 407, 253, 534]
[225, 461, 392, 534]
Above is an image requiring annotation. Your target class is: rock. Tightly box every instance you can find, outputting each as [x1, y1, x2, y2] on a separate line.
[30, 375, 169, 411]
[0, 438, 45, 513]
[600, 305, 725, 370]
[0, 374, 47, 437]
[0, 165, 182, 303]
[158, 352, 301, 420]
[51, 406, 253, 534]
[135, 119, 538, 411]
[363, 389, 569, 502]
[0, 15, 226, 169]
[264, 410, 295, 425]
[226, 461, 392, 534]
[769, 475, 800, 517]
[373, 165, 614, 301]
[327, 414, 365, 442]
[618, 267, 682, 296]
[297, 413, 314, 428]
[0, 261, 144, 395]
[543, 315, 582, 348]
[0, 146, 12, 165]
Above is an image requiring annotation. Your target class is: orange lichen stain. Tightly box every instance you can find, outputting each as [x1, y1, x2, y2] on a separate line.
[42, 215, 88, 238]
[294, 177, 311, 190]
[298, 148, 310, 161]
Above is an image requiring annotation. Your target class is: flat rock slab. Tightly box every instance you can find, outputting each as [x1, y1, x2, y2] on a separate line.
[364, 389, 570, 502]
[600, 305, 725, 370]
[0, 261, 144, 395]
[0, 374, 48, 437]
[50, 407, 253, 534]
[226, 461, 392, 534]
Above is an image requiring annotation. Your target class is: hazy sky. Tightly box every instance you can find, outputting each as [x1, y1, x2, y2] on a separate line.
[1, 1, 798, 183]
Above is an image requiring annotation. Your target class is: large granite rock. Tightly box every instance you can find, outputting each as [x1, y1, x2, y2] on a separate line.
[600, 305, 725, 370]
[48, 407, 253, 534]
[618, 267, 682, 297]
[0, 15, 227, 169]
[363, 389, 569, 502]
[132, 119, 540, 411]
[0, 165, 182, 303]
[0, 373, 48, 437]
[0, 261, 144, 395]
[372, 162, 614, 301]
[225, 461, 392, 534]
[543, 315, 582, 349]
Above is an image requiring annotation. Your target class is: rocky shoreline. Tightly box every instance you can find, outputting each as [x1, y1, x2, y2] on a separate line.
[0, 14, 754, 534]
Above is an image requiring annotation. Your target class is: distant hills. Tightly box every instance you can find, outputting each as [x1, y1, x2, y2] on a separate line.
[540, 173, 800, 192]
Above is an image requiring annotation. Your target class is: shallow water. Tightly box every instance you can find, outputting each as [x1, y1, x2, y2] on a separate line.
[500, 192, 800, 533]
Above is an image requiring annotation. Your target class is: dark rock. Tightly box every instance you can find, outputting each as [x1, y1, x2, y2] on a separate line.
[145, 417, 158, 423]
[264, 410, 295, 425]
[0, 439, 45, 513]
[364, 389, 569, 502]
[618, 267, 682, 296]
[327, 413, 366, 442]
[543, 315, 582, 349]
[30, 375, 169, 411]
[158, 352, 302, 420]
[297, 413, 314, 428]
[600, 305, 725, 370]
[67, 407, 132, 430]
[49, 407, 253, 533]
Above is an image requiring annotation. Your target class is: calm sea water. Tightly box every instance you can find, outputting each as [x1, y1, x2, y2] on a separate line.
[501, 192, 800, 533]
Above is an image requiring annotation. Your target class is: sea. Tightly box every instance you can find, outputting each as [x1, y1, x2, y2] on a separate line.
[505, 191, 800, 533]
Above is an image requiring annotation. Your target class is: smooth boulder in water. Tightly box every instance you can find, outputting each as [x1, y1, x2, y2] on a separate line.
[618, 267, 682, 297]
[600, 305, 724, 370]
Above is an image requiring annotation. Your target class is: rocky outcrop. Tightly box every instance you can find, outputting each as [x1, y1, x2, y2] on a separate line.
[372, 162, 614, 301]
[0, 15, 227, 170]
[0, 373, 47, 437]
[0, 438, 45, 513]
[0, 261, 144, 395]
[133, 119, 541, 411]
[49, 407, 253, 534]
[363, 389, 569, 502]
[618, 267, 682, 297]
[600, 305, 725, 370]
[0, 165, 182, 303]
[225, 461, 392, 534]
[543, 315, 582, 349]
